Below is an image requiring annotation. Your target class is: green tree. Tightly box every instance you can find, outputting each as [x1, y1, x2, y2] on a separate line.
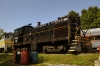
[68, 10, 79, 16]
[81, 6, 100, 29]
[0, 32, 6, 40]
[96, 8, 100, 27]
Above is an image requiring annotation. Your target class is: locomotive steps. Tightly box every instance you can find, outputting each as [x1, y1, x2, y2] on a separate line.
[68, 39, 79, 52]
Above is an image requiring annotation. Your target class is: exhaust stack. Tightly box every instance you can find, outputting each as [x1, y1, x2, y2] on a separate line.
[37, 22, 41, 26]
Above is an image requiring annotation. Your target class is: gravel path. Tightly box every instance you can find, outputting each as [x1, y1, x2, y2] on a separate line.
[5, 61, 91, 66]
[44, 63, 90, 66]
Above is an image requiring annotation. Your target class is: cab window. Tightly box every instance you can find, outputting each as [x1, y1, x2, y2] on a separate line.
[19, 28, 23, 34]
[14, 30, 19, 36]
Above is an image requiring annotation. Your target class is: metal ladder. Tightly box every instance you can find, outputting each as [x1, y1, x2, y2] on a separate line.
[68, 36, 81, 52]
[68, 26, 81, 52]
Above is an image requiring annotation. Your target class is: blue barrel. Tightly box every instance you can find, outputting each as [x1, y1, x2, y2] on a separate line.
[30, 51, 38, 64]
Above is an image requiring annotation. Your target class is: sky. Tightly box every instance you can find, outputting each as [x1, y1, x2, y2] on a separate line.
[0, 0, 100, 33]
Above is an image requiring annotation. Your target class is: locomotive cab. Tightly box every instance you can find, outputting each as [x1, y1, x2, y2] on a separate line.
[14, 25, 33, 50]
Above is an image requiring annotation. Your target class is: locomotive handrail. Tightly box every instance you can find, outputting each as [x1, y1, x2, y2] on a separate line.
[18, 25, 68, 37]
[17, 25, 80, 38]
[75, 26, 81, 36]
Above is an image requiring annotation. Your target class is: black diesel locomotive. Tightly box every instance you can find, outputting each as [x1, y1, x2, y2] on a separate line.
[13, 15, 92, 53]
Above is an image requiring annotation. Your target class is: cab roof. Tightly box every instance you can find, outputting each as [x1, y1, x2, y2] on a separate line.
[14, 25, 33, 31]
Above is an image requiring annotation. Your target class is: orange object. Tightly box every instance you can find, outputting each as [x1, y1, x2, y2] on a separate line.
[85, 36, 89, 39]
[20, 50, 29, 65]
[99, 46, 100, 53]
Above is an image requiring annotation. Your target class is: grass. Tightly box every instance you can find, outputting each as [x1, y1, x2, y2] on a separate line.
[0, 53, 13, 66]
[0, 53, 100, 66]
[38, 53, 100, 66]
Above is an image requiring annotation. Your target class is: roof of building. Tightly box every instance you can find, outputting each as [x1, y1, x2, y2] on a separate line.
[81, 28, 100, 36]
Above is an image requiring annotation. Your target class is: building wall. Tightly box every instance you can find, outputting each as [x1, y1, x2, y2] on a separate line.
[0, 32, 14, 52]
[0, 39, 5, 48]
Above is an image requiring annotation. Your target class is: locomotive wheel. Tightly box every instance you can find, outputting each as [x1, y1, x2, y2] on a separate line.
[42, 50, 46, 54]
[63, 47, 68, 54]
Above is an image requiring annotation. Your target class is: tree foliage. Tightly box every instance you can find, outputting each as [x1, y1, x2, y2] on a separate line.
[68, 6, 100, 29]
[81, 6, 100, 29]
[0, 32, 6, 40]
[68, 10, 79, 16]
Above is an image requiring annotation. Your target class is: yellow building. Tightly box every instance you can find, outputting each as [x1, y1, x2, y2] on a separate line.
[0, 32, 14, 52]
[0, 38, 14, 52]
[0, 40, 2, 47]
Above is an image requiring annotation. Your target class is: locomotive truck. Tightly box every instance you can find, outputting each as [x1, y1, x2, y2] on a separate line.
[13, 15, 93, 53]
